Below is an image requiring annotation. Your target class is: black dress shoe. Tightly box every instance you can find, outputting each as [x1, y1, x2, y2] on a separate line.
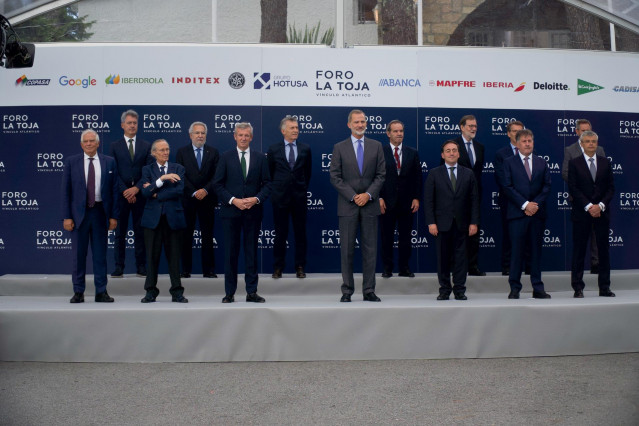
[180, 272, 191, 278]
[398, 270, 415, 278]
[381, 270, 393, 278]
[590, 265, 600, 274]
[599, 289, 616, 297]
[246, 292, 265, 303]
[532, 291, 551, 299]
[222, 294, 235, 303]
[340, 294, 351, 302]
[136, 265, 147, 277]
[141, 293, 157, 303]
[111, 267, 124, 278]
[508, 291, 520, 299]
[502, 270, 509, 276]
[70, 292, 84, 303]
[468, 268, 486, 276]
[437, 294, 450, 300]
[295, 266, 306, 278]
[203, 273, 218, 278]
[363, 292, 381, 302]
[574, 290, 584, 298]
[271, 269, 282, 279]
[172, 295, 188, 303]
[95, 291, 114, 303]
[454, 293, 467, 300]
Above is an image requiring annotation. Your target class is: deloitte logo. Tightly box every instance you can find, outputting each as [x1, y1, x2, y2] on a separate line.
[577, 79, 603, 95]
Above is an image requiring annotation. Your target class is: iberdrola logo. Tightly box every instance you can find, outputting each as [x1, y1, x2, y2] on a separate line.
[105, 74, 121, 85]
[577, 79, 603, 95]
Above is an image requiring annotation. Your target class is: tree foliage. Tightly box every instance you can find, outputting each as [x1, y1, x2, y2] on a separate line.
[13, 6, 94, 43]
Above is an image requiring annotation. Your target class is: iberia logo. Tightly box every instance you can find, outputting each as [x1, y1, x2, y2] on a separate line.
[105, 74, 121, 85]
[514, 82, 526, 92]
[577, 79, 603, 95]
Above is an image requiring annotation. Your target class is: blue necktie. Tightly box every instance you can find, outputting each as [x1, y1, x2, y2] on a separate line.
[196, 148, 202, 170]
[160, 165, 165, 175]
[288, 143, 295, 169]
[466, 142, 475, 167]
[356, 140, 364, 174]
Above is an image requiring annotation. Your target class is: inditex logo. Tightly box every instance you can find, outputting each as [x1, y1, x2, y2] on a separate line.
[171, 76, 219, 84]
[577, 79, 603, 95]
[59, 76, 97, 88]
[15, 75, 50, 86]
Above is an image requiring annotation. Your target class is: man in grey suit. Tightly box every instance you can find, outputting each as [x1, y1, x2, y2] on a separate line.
[561, 119, 605, 274]
[329, 109, 386, 302]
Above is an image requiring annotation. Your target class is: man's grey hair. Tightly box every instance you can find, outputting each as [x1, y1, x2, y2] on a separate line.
[80, 129, 100, 142]
[120, 109, 139, 123]
[234, 122, 253, 135]
[579, 130, 598, 141]
[151, 139, 169, 152]
[189, 121, 208, 134]
[280, 115, 298, 131]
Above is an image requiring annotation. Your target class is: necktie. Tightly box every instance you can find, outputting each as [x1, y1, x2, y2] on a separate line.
[466, 142, 475, 167]
[589, 157, 596, 181]
[394, 146, 401, 173]
[356, 140, 364, 174]
[288, 143, 295, 169]
[196, 148, 202, 170]
[514, 147, 518, 156]
[524, 156, 532, 181]
[449, 166, 456, 191]
[87, 157, 96, 208]
[160, 165, 165, 175]
[128, 139, 134, 161]
[241, 151, 247, 179]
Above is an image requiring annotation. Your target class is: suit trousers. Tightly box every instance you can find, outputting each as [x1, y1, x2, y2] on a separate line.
[72, 203, 108, 294]
[339, 212, 378, 296]
[143, 216, 184, 297]
[508, 216, 544, 293]
[571, 217, 611, 291]
[272, 197, 308, 270]
[222, 214, 260, 296]
[498, 199, 511, 271]
[113, 194, 146, 268]
[380, 204, 414, 272]
[181, 197, 215, 275]
[435, 219, 467, 295]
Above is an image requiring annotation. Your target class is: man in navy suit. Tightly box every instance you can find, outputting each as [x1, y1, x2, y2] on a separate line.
[140, 139, 188, 303]
[424, 140, 479, 300]
[267, 116, 312, 279]
[502, 129, 552, 299]
[568, 131, 615, 298]
[109, 110, 153, 278]
[213, 123, 271, 303]
[379, 120, 422, 278]
[62, 129, 120, 303]
[447, 115, 485, 276]
[494, 120, 525, 276]
[176, 121, 220, 279]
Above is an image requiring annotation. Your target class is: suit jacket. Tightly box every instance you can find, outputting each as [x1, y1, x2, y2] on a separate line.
[62, 153, 120, 227]
[502, 154, 551, 221]
[494, 144, 517, 206]
[568, 155, 615, 222]
[140, 162, 186, 230]
[424, 164, 479, 232]
[213, 149, 271, 219]
[379, 144, 422, 210]
[329, 137, 386, 217]
[175, 143, 220, 205]
[562, 141, 605, 182]
[267, 140, 312, 206]
[109, 137, 153, 193]
[445, 136, 484, 191]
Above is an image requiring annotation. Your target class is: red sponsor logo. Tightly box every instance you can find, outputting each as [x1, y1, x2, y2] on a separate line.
[514, 82, 526, 92]
[429, 80, 476, 88]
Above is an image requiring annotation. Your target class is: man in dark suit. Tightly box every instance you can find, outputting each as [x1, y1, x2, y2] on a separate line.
[267, 116, 312, 279]
[494, 120, 525, 276]
[62, 129, 119, 303]
[568, 131, 615, 298]
[424, 140, 479, 300]
[329, 109, 386, 302]
[140, 139, 188, 303]
[379, 120, 422, 278]
[109, 109, 153, 278]
[213, 123, 271, 304]
[176, 121, 220, 279]
[502, 129, 552, 299]
[449, 115, 485, 276]
[562, 119, 606, 274]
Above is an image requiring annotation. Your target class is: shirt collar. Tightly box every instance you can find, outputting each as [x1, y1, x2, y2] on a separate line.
[84, 153, 97, 160]
[156, 161, 167, 169]
[192, 144, 204, 151]
[125, 135, 136, 143]
[284, 139, 296, 145]
[351, 135, 365, 144]
[236, 147, 250, 154]
[390, 143, 402, 152]
[462, 136, 472, 144]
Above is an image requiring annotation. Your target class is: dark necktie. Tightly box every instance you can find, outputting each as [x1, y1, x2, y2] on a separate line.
[466, 142, 475, 167]
[87, 157, 96, 208]
[449, 166, 456, 192]
[524, 156, 532, 181]
[589, 157, 596, 181]
[514, 147, 518, 156]
[128, 138, 134, 161]
[394, 146, 401, 173]
[196, 148, 202, 170]
[356, 140, 364, 174]
[288, 143, 295, 169]
[241, 151, 247, 179]
[160, 165, 165, 175]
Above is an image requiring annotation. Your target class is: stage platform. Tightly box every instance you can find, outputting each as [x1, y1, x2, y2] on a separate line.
[1, 271, 638, 363]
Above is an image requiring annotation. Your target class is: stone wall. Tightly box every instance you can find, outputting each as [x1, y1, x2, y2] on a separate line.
[422, 0, 484, 45]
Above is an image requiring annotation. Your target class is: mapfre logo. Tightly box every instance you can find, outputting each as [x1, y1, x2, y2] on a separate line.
[429, 80, 476, 88]
[15, 75, 50, 86]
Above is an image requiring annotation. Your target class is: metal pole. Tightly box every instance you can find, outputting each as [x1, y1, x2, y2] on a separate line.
[336, 0, 344, 48]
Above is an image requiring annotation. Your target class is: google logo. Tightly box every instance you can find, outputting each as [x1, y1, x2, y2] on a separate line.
[59, 76, 97, 88]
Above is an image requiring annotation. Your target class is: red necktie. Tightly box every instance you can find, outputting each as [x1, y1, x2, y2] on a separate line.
[394, 147, 401, 172]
